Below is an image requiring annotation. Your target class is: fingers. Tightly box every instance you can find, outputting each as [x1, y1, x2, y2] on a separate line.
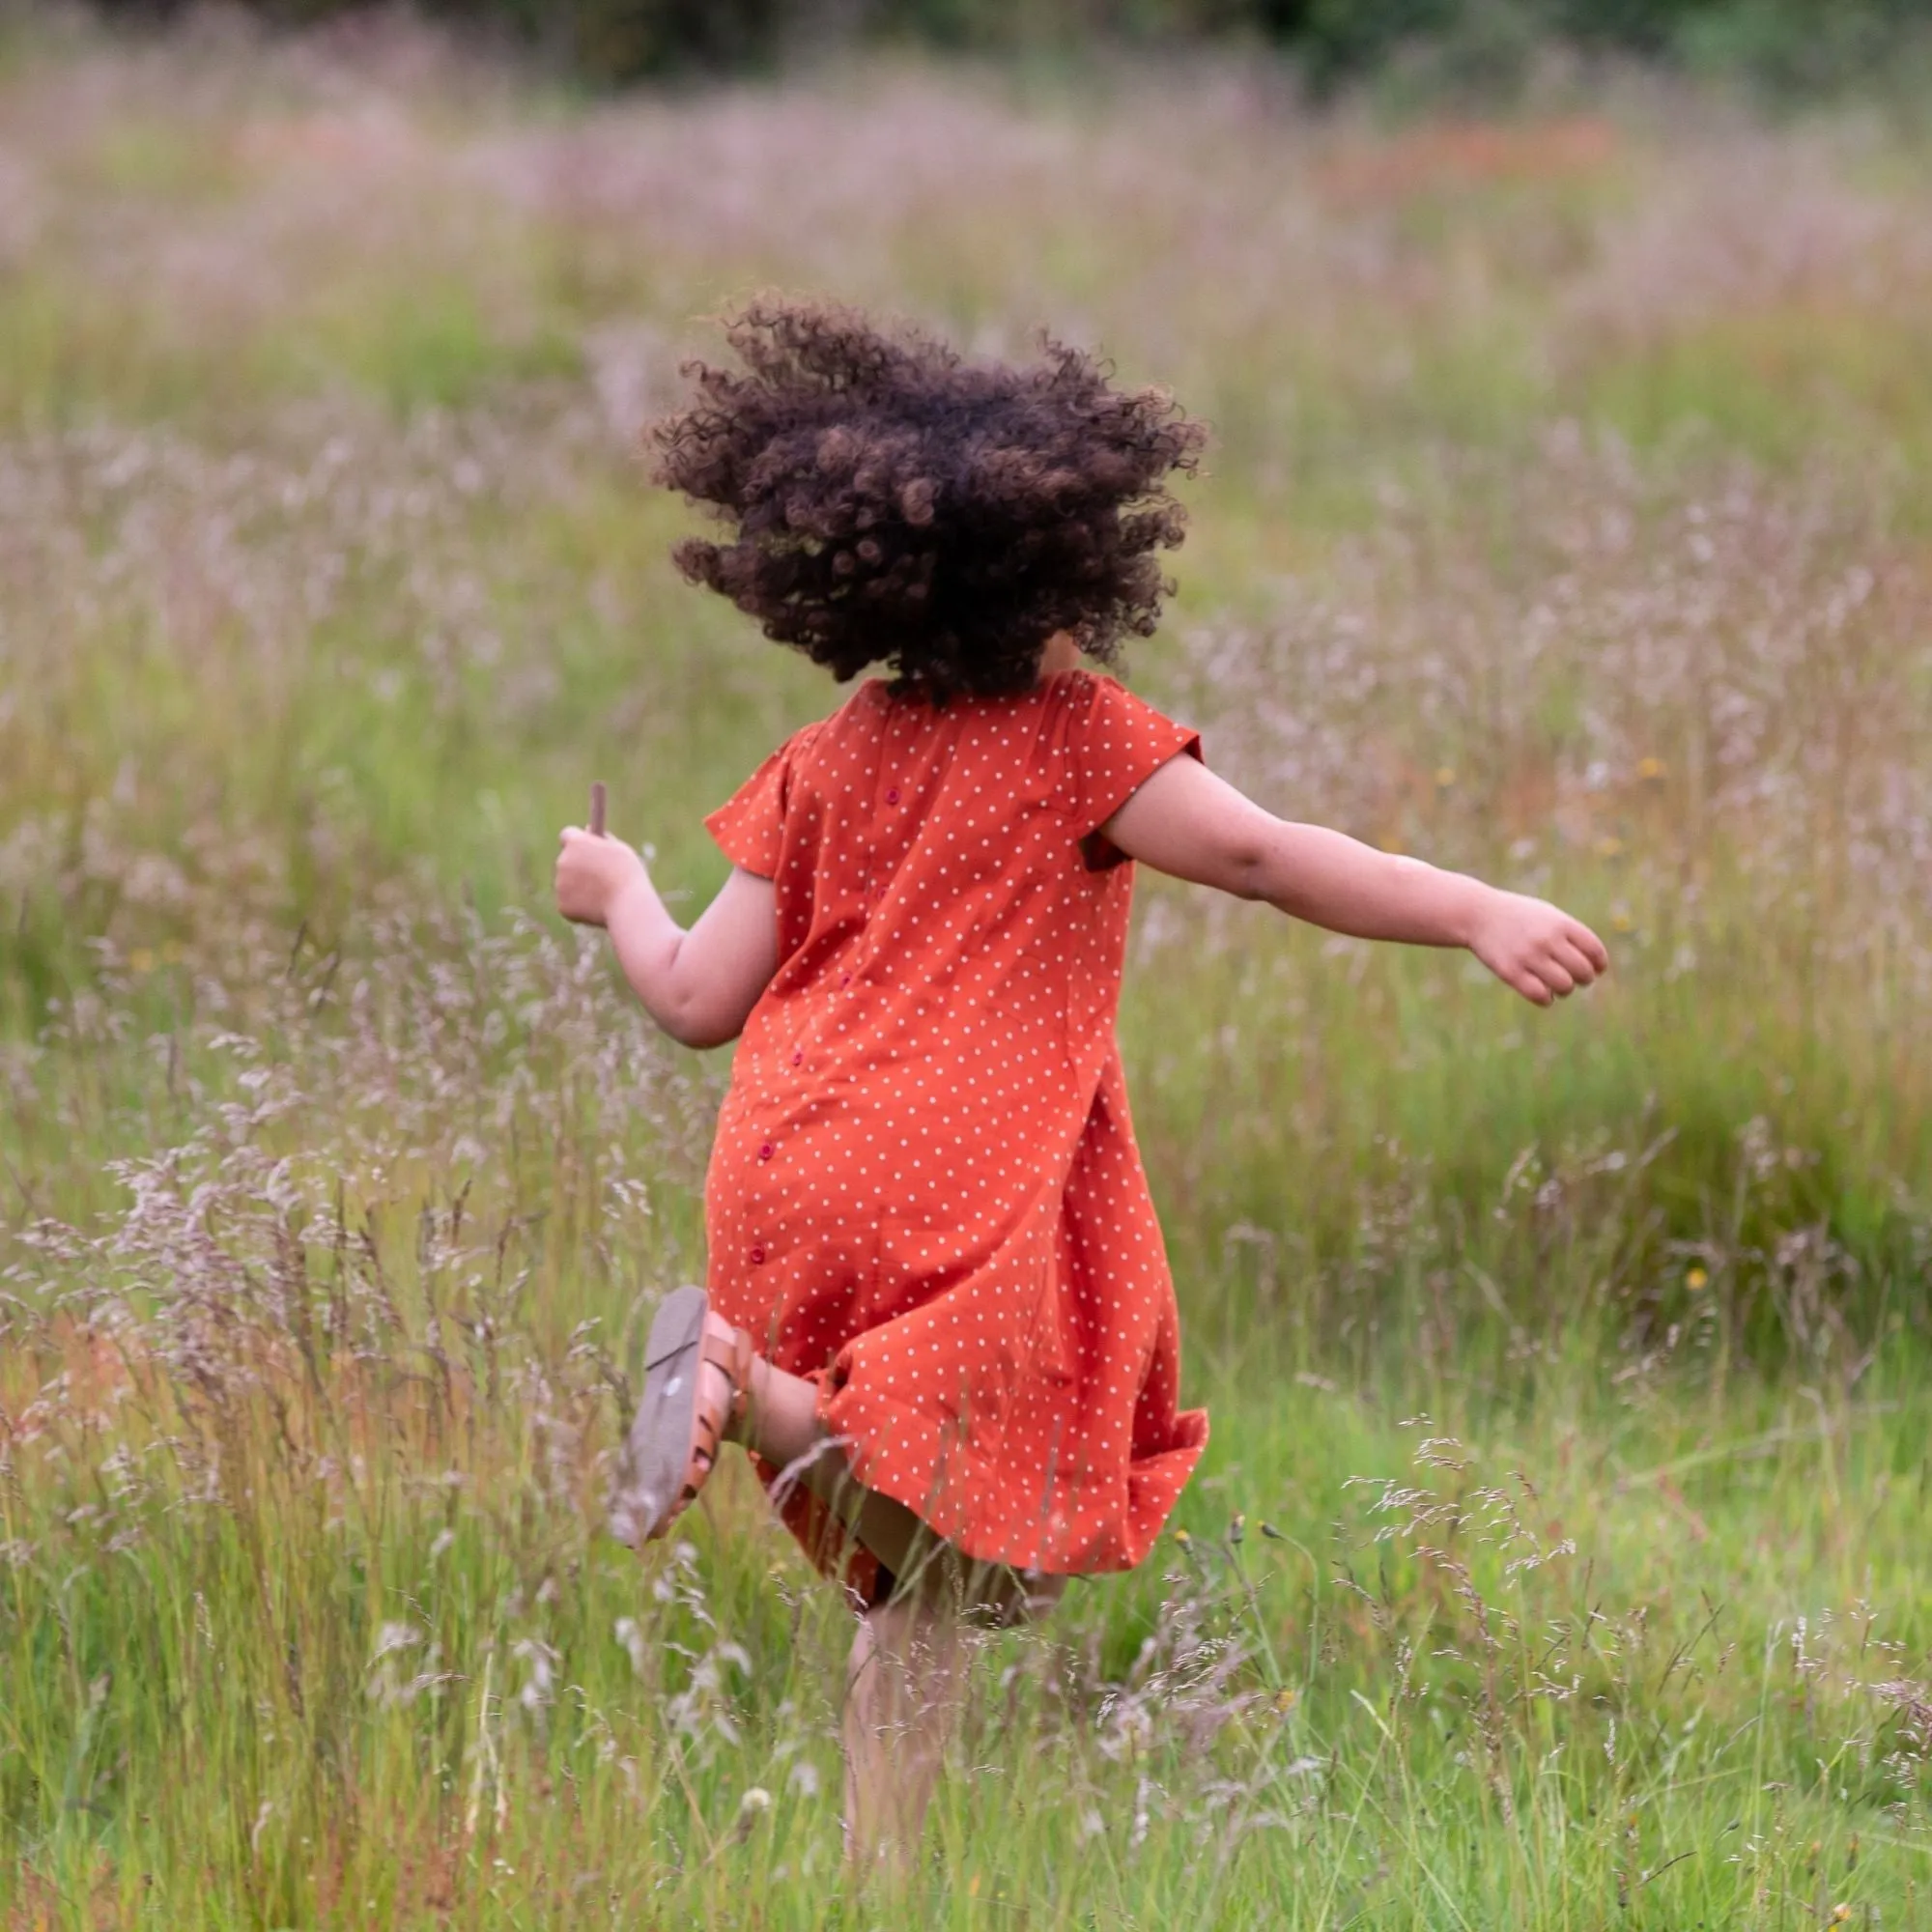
[1552, 936, 1600, 987]
[1530, 954, 1576, 999]
[1489, 904, 1609, 1007]
[1510, 965, 1553, 1006]
[1568, 919, 1611, 975]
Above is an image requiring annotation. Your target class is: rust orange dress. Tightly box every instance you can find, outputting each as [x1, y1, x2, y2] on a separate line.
[703, 668, 1208, 1584]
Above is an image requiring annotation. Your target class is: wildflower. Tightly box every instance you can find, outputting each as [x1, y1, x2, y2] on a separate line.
[1610, 905, 1634, 933]
[1594, 836, 1625, 859]
[1173, 1527, 1191, 1548]
[1832, 1907, 1853, 1923]
[1273, 1687, 1299, 1716]
[1228, 1513, 1245, 1546]
[613, 1617, 648, 1676]
[1686, 1266, 1708, 1292]
[1636, 756, 1667, 782]
[128, 948, 156, 974]
[1260, 1521, 1285, 1541]
[1434, 766, 1457, 789]
[734, 1786, 772, 1843]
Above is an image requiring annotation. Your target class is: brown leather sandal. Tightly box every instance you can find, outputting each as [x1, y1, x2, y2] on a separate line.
[609, 1286, 755, 1548]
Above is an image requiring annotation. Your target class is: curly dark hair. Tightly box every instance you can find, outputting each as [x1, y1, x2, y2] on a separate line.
[649, 298, 1207, 699]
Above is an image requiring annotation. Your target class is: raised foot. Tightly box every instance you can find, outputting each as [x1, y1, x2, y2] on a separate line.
[609, 1287, 754, 1548]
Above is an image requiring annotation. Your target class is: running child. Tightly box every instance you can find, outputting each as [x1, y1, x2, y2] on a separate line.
[554, 298, 1608, 1870]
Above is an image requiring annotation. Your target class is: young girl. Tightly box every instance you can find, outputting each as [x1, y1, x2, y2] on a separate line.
[554, 298, 1607, 1869]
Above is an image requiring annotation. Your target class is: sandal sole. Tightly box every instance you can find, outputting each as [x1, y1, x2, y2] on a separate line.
[609, 1285, 709, 1548]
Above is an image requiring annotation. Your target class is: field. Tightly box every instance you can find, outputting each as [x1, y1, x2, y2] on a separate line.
[4, 15, 1932, 1926]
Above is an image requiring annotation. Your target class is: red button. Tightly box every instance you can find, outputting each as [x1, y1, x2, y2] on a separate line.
[840, 974, 850, 986]
[791, 1049, 803, 1065]
[750, 1245, 766, 1265]
[759, 1143, 774, 1160]
[886, 786, 900, 805]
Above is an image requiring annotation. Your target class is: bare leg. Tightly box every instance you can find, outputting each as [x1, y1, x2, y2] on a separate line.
[723, 1353, 940, 1583]
[708, 1341, 1065, 1868]
[723, 1350, 1069, 1608]
[842, 1592, 965, 1878]
[724, 1352, 830, 1466]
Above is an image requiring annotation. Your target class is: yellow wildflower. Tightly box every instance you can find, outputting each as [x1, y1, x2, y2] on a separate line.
[1686, 1266, 1708, 1291]
[1636, 757, 1667, 782]
[1434, 766, 1457, 789]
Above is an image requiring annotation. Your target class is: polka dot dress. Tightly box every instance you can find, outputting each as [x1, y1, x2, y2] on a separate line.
[704, 669, 1209, 1586]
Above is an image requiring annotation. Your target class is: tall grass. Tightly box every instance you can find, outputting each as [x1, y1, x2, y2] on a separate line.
[2, 17, 1929, 1924]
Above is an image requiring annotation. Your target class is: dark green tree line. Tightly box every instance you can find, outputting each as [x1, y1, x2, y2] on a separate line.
[90, 0, 1932, 96]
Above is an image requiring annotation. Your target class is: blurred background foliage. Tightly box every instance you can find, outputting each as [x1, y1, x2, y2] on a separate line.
[86, 0, 1932, 96]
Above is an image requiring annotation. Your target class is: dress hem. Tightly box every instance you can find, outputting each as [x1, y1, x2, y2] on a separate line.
[797, 1375, 1208, 1578]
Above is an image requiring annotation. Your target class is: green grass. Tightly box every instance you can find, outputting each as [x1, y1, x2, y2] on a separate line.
[3, 19, 1931, 1927]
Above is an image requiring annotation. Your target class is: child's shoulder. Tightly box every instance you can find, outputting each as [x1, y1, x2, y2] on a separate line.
[1032, 668, 1178, 753]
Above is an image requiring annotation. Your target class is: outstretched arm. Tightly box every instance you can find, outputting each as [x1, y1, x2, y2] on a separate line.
[555, 827, 778, 1047]
[1102, 754, 1608, 1006]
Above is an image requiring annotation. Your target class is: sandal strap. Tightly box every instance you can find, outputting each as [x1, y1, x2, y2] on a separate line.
[698, 1321, 755, 1423]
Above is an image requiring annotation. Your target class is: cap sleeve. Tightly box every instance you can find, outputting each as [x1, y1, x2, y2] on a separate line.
[1065, 673, 1202, 871]
[705, 723, 820, 878]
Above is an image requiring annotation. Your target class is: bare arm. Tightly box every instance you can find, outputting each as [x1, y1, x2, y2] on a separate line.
[554, 827, 778, 1048]
[1102, 754, 1608, 1006]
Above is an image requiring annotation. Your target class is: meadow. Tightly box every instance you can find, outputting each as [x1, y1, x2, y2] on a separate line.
[3, 15, 1932, 1926]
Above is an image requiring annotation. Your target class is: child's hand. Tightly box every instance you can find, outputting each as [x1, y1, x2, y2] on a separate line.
[1467, 888, 1609, 1006]
[555, 825, 647, 927]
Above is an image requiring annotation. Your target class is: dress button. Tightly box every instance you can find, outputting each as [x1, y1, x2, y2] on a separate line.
[759, 1142, 775, 1160]
[886, 786, 900, 805]
[750, 1245, 766, 1265]
[791, 1049, 803, 1065]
